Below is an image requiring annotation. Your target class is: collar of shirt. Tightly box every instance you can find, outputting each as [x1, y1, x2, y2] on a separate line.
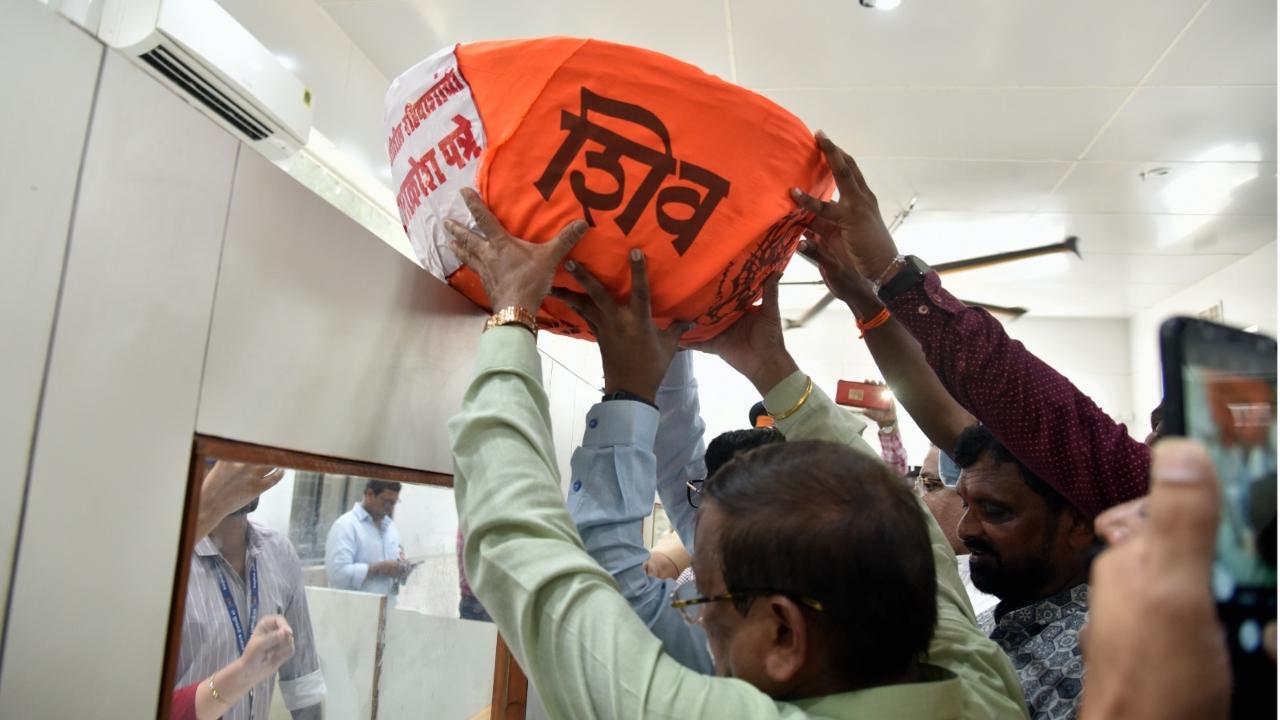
[990, 582, 1089, 629]
[194, 521, 267, 559]
[791, 664, 964, 719]
[352, 502, 395, 528]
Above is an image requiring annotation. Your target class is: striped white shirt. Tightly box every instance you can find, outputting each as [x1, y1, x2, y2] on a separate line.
[176, 521, 325, 719]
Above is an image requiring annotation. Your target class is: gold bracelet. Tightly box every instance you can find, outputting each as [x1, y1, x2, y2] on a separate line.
[484, 305, 538, 335]
[770, 376, 813, 422]
[208, 676, 226, 705]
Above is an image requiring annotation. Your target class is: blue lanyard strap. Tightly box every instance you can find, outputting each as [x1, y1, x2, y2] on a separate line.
[214, 557, 259, 656]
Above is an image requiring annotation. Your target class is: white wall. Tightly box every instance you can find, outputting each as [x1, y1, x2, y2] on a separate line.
[1, 49, 239, 717]
[195, 148, 482, 474]
[395, 483, 458, 559]
[0, 0, 102, 639]
[1129, 241, 1278, 433]
[246, 469, 297, 538]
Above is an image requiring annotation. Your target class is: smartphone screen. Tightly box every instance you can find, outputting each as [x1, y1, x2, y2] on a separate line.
[1161, 317, 1277, 713]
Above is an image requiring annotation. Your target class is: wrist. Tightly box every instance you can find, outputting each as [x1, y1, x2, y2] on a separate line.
[601, 387, 658, 408]
[845, 295, 885, 324]
[220, 657, 254, 698]
[749, 354, 800, 396]
[865, 251, 901, 283]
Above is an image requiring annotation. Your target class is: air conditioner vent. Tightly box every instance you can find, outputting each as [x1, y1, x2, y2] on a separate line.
[140, 45, 273, 141]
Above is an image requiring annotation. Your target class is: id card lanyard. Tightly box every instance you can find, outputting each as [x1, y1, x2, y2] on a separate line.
[214, 556, 260, 717]
[215, 557, 260, 655]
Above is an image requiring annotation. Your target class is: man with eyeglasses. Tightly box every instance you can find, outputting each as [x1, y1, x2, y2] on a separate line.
[445, 188, 1025, 718]
[324, 479, 412, 603]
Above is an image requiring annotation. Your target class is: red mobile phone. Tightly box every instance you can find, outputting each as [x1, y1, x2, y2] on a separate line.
[835, 380, 893, 410]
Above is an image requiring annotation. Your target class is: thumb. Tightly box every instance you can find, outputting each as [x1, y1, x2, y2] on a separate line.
[663, 320, 696, 343]
[1146, 439, 1221, 578]
[761, 273, 782, 314]
[550, 219, 589, 259]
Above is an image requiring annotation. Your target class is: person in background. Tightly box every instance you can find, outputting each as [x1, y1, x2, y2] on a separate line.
[324, 480, 411, 602]
[643, 532, 690, 581]
[757, 383, 908, 476]
[172, 462, 295, 720]
[914, 445, 999, 617]
[1145, 402, 1165, 447]
[194, 461, 285, 540]
[445, 188, 1025, 717]
[176, 463, 325, 720]
[748, 400, 773, 428]
[456, 529, 491, 621]
[171, 615, 296, 720]
[855, 379, 909, 477]
[795, 131, 1149, 719]
[702, 427, 788, 480]
[953, 424, 1096, 717]
[794, 131, 1150, 517]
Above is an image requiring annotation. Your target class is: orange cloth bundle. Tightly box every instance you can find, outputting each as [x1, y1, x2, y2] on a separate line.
[385, 37, 832, 341]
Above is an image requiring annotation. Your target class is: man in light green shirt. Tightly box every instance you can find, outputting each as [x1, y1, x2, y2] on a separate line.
[445, 188, 1025, 719]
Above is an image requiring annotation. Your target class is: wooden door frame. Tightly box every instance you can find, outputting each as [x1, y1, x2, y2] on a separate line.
[157, 434, 524, 719]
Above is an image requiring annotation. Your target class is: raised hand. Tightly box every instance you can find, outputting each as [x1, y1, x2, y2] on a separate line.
[790, 131, 901, 284]
[685, 274, 798, 395]
[552, 249, 692, 404]
[856, 380, 898, 429]
[798, 230, 883, 322]
[445, 187, 587, 313]
[197, 462, 285, 539]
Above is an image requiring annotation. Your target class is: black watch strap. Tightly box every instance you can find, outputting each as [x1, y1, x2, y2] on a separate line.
[876, 255, 930, 304]
[602, 390, 658, 410]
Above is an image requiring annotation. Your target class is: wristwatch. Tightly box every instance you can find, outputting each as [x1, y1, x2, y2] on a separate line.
[485, 306, 538, 335]
[602, 390, 658, 410]
[876, 255, 931, 304]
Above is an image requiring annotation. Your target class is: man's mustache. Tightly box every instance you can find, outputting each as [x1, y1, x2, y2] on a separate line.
[964, 538, 998, 557]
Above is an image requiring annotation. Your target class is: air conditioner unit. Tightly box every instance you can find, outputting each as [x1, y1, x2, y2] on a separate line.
[97, 0, 313, 161]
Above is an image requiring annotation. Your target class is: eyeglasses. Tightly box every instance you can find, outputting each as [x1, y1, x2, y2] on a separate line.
[668, 577, 824, 624]
[686, 478, 705, 508]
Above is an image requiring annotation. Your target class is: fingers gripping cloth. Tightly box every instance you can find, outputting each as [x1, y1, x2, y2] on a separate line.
[385, 37, 834, 342]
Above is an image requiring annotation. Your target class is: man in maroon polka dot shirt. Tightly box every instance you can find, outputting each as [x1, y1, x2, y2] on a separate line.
[791, 132, 1150, 518]
[793, 132, 1153, 719]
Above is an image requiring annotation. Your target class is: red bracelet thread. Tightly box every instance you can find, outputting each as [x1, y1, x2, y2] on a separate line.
[857, 307, 891, 339]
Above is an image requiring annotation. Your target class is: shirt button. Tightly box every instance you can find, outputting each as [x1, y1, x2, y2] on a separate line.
[572, 480, 583, 492]
[918, 305, 930, 314]
[588, 418, 598, 429]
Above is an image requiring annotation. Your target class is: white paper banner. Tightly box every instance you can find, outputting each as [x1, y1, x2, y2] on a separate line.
[385, 46, 487, 279]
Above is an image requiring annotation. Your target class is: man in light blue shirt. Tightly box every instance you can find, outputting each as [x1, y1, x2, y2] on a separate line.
[324, 480, 411, 601]
[567, 349, 716, 673]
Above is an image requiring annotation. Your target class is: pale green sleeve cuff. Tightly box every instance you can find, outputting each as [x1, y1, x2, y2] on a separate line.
[474, 325, 541, 378]
[761, 370, 811, 416]
[763, 371, 874, 456]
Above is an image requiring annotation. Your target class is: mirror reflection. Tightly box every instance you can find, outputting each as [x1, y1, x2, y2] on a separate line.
[172, 454, 497, 720]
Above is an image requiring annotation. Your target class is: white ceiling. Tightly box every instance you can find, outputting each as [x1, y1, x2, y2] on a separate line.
[316, 0, 1276, 318]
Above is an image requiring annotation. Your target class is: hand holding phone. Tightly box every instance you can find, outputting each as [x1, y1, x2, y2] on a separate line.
[1160, 316, 1277, 717]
